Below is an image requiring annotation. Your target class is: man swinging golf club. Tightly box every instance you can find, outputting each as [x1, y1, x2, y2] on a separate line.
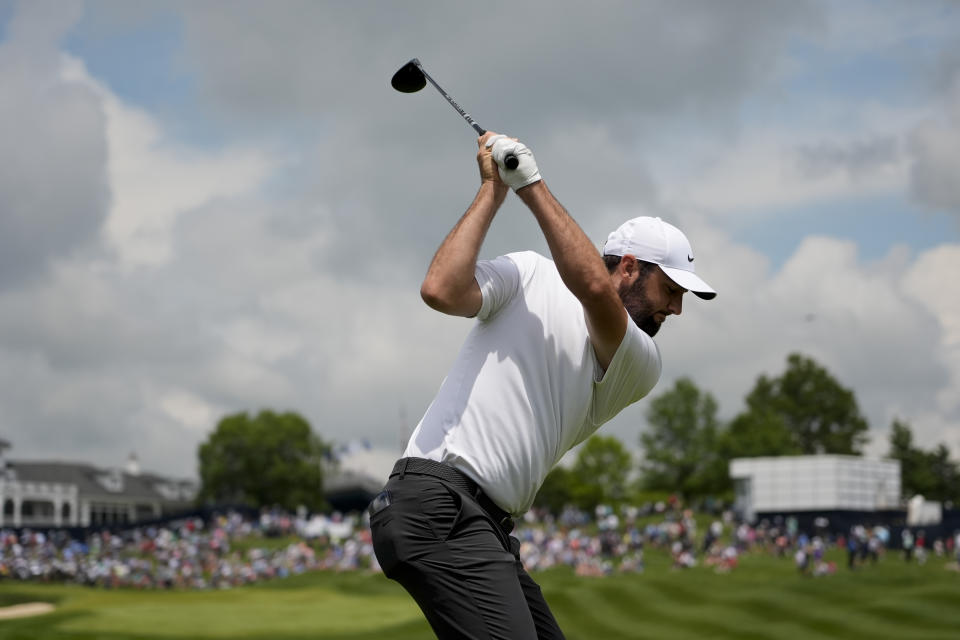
[370, 132, 716, 639]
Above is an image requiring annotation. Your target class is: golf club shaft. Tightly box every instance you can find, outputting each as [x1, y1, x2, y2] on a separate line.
[412, 59, 485, 135]
[411, 59, 518, 169]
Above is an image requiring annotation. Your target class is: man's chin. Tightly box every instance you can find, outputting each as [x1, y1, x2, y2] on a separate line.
[636, 316, 660, 337]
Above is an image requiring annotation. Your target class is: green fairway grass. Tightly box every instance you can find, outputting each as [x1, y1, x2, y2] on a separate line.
[0, 549, 957, 639]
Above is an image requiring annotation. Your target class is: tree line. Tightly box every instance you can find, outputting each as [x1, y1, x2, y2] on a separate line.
[534, 352, 960, 513]
[193, 353, 959, 513]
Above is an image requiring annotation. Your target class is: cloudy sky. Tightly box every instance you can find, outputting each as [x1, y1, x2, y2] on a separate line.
[2, 0, 958, 480]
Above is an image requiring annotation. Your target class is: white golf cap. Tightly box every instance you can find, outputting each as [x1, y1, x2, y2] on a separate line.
[603, 216, 716, 300]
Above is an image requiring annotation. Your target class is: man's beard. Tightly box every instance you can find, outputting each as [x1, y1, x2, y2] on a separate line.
[618, 279, 660, 337]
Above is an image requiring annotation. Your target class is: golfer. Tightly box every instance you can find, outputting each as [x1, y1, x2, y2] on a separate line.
[370, 132, 715, 639]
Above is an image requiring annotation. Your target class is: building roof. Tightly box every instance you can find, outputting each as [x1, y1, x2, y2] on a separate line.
[7, 461, 195, 503]
[334, 447, 398, 484]
[325, 468, 384, 495]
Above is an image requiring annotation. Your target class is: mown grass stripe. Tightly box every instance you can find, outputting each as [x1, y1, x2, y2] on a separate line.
[711, 575, 956, 640]
[0, 551, 956, 640]
[550, 582, 695, 639]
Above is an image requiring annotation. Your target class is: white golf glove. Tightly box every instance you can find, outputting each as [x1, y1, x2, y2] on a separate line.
[486, 135, 542, 191]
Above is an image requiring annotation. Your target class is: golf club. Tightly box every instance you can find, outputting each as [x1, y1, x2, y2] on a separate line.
[391, 58, 519, 170]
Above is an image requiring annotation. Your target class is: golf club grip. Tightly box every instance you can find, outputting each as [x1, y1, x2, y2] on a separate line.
[474, 124, 518, 169]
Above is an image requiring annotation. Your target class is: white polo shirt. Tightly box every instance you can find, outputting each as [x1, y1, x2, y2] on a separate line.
[403, 251, 661, 515]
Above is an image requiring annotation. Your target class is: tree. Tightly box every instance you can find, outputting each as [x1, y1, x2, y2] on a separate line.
[888, 418, 932, 498]
[568, 435, 634, 510]
[720, 376, 800, 460]
[197, 410, 331, 511]
[926, 444, 960, 504]
[729, 353, 869, 455]
[639, 377, 728, 500]
[888, 418, 914, 460]
[887, 418, 960, 503]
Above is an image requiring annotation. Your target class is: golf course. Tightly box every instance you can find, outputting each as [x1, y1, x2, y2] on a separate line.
[0, 548, 956, 640]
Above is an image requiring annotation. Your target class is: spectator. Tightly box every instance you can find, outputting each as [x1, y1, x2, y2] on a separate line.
[902, 529, 915, 562]
[795, 545, 810, 576]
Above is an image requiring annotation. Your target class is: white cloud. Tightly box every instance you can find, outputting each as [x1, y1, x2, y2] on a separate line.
[217, 319, 304, 364]
[901, 245, 960, 416]
[59, 55, 277, 268]
[666, 124, 913, 218]
[0, 1, 107, 287]
[909, 76, 960, 217]
[158, 388, 222, 433]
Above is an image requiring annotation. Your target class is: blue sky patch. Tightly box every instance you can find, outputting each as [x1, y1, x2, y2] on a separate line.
[733, 195, 959, 271]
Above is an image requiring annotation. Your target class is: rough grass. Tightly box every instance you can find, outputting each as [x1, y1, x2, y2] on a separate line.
[0, 549, 957, 639]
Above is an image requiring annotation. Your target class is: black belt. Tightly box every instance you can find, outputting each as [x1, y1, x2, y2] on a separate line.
[390, 457, 514, 532]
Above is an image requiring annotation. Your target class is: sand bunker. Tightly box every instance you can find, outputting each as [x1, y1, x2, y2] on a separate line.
[0, 602, 55, 619]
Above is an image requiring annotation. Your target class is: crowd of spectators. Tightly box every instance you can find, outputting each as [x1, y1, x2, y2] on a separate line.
[2, 502, 958, 590]
[513, 502, 960, 578]
[0, 510, 374, 589]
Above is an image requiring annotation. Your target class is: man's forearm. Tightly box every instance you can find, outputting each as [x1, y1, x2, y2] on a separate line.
[516, 181, 610, 301]
[420, 181, 509, 315]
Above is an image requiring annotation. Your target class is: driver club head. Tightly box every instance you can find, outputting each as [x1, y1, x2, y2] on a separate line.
[391, 59, 427, 93]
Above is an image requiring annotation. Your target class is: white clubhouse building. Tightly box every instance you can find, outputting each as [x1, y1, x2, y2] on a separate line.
[0, 439, 197, 528]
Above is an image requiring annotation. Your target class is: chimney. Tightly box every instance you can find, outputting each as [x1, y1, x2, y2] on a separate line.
[126, 452, 141, 476]
[0, 438, 10, 472]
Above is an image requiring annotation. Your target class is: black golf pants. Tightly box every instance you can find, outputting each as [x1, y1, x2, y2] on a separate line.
[370, 473, 565, 639]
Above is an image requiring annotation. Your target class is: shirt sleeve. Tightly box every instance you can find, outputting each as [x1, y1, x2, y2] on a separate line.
[589, 321, 662, 426]
[474, 255, 522, 322]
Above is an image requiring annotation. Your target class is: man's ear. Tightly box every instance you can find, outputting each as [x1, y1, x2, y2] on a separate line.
[619, 254, 640, 281]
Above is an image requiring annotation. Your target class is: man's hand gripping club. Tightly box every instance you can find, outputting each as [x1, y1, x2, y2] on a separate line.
[485, 134, 542, 191]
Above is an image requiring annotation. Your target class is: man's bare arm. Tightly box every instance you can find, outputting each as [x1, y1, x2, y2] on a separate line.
[420, 134, 509, 317]
[516, 181, 627, 369]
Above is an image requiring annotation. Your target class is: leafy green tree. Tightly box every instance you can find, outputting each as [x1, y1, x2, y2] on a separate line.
[889, 418, 928, 497]
[888, 418, 914, 459]
[569, 435, 634, 510]
[730, 353, 869, 455]
[198, 410, 331, 511]
[720, 376, 800, 460]
[639, 377, 728, 500]
[888, 418, 960, 503]
[926, 444, 960, 504]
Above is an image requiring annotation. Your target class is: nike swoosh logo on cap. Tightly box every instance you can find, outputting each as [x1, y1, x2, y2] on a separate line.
[687, 255, 694, 262]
